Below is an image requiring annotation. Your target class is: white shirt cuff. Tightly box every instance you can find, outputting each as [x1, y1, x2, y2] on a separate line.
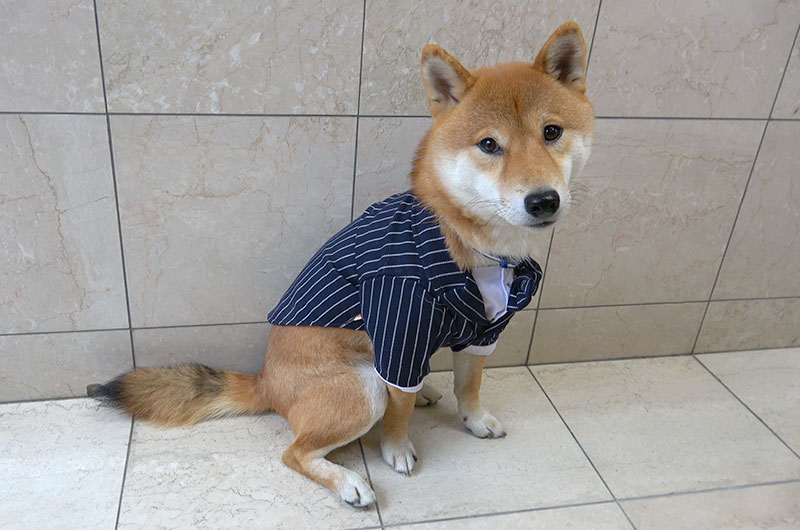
[459, 343, 497, 356]
[373, 366, 424, 393]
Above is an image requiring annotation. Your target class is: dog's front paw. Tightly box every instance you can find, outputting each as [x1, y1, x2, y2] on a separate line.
[415, 382, 443, 407]
[381, 437, 417, 475]
[462, 408, 506, 439]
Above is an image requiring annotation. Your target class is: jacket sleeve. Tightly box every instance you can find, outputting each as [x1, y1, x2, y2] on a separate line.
[450, 312, 515, 355]
[359, 276, 444, 392]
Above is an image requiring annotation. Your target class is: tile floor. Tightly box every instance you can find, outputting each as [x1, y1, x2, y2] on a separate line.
[2, 348, 799, 529]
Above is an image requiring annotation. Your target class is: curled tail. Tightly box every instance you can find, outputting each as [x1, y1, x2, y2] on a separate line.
[87, 364, 269, 427]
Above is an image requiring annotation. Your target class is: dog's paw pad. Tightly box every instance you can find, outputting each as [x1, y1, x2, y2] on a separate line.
[339, 472, 375, 508]
[463, 409, 506, 439]
[381, 437, 417, 475]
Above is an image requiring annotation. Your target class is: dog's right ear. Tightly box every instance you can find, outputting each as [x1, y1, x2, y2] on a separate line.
[533, 22, 588, 93]
[421, 45, 474, 118]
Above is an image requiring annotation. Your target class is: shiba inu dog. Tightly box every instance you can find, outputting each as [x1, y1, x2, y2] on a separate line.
[88, 22, 594, 508]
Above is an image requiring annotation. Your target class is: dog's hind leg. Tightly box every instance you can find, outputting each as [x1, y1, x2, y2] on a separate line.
[281, 367, 386, 508]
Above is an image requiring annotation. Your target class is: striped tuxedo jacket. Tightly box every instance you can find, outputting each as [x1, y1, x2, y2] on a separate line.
[268, 192, 542, 392]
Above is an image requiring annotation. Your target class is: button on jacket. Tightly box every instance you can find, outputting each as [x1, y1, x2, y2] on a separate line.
[268, 192, 542, 392]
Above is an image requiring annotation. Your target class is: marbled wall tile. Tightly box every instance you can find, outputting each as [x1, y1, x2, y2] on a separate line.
[133, 323, 269, 374]
[542, 119, 763, 308]
[0, 399, 130, 529]
[714, 122, 800, 299]
[0, 115, 128, 334]
[0, 330, 132, 401]
[531, 303, 705, 364]
[773, 36, 800, 118]
[353, 117, 430, 216]
[112, 116, 355, 327]
[98, 0, 362, 114]
[430, 310, 535, 371]
[695, 298, 800, 353]
[588, 0, 800, 118]
[360, 1, 599, 116]
[0, 0, 104, 112]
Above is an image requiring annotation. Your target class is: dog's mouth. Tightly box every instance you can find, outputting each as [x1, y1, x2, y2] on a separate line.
[528, 219, 556, 229]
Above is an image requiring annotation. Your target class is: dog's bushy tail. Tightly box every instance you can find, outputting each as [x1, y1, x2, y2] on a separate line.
[87, 364, 269, 427]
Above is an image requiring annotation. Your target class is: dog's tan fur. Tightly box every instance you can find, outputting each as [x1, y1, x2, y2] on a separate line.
[88, 22, 594, 508]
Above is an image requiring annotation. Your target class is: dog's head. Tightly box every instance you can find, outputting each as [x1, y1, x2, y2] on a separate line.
[417, 22, 594, 244]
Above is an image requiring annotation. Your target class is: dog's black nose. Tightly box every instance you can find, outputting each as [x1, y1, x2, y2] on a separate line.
[524, 190, 560, 218]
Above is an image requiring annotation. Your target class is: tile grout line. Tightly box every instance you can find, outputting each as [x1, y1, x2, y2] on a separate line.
[0, 395, 88, 406]
[1, 327, 130, 338]
[5, 346, 798, 406]
[525, 366, 639, 530]
[584, 0, 603, 81]
[350, 0, 368, 222]
[690, 20, 800, 355]
[358, 439, 385, 528]
[328, 475, 800, 528]
[5, 110, 800, 121]
[524, 0, 604, 367]
[523, 0, 603, 367]
[525, 229, 555, 365]
[4, 295, 800, 338]
[381, 500, 615, 528]
[688, 122, 767, 351]
[0, 110, 107, 116]
[92, 0, 135, 369]
[541, 294, 800, 311]
[594, 115, 767, 121]
[114, 417, 135, 529]
[618, 477, 800, 504]
[4, 294, 800, 339]
[692, 355, 800, 461]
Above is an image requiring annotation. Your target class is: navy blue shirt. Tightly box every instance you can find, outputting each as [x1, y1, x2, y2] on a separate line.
[268, 192, 542, 391]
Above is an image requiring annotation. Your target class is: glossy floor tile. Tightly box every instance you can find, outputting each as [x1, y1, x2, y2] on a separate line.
[0, 399, 131, 530]
[117, 414, 379, 529]
[4, 351, 800, 529]
[622, 482, 800, 530]
[532, 357, 800, 498]
[361, 368, 611, 525]
[698, 348, 800, 454]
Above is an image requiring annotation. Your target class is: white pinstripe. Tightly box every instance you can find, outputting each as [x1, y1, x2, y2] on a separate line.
[267, 192, 541, 392]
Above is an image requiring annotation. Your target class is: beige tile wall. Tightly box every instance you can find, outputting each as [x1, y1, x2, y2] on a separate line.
[2, 1, 799, 399]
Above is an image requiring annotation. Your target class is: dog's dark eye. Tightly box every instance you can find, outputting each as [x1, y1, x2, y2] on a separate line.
[478, 137, 502, 154]
[543, 125, 563, 142]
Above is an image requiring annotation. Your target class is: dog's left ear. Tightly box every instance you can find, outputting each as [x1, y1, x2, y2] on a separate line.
[533, 22, 588, 93]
